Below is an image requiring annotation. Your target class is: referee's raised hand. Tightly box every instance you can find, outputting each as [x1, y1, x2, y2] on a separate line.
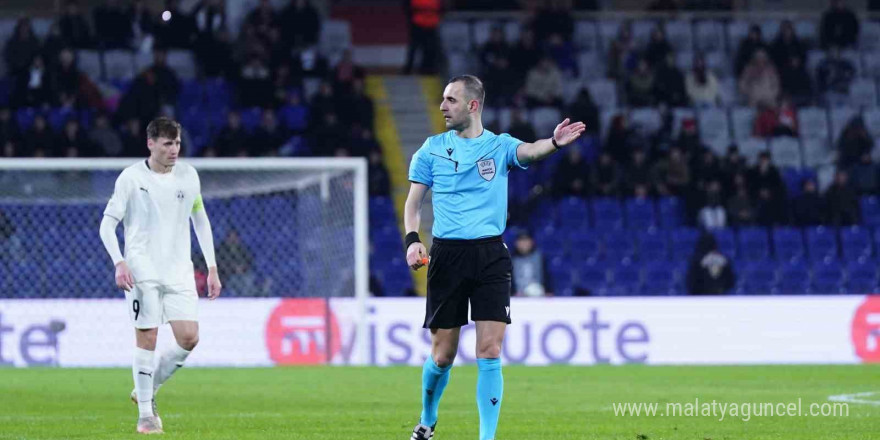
[406, 242, 429, 271]
[552, 118, 587, 147]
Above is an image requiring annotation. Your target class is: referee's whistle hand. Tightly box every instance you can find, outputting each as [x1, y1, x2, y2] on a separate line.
[115, 261, 135, 292]
[406, 243, 428, 271]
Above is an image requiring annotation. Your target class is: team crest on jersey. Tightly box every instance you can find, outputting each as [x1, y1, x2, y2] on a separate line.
[477, 158, 496, 181]
[176, 190, 184, 201]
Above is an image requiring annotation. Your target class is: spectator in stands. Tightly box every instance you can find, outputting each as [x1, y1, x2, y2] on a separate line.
[546, 33, 578, 78]
[753, 99, 797, 138]
[281, 0, 322, 49]
[59, 0, 93, 48]
[530, 0, 574, 44]
[211, 111, 249, 157]
[252, 109, 288, 156]
[692, 148, 723, 193]
[479, 26, 512, 106]
[792, 178, 826, 225]
[402, 0, 441, 74]
[117, 48, 180, 124]
[333, 49, 366, 97]
[624, 149, 651, 195]
[592, 151, 621, 196]
[156, 0, 197, 48]
[311, 112, 349, 156]
[217, 228, 257, 296]
[749, 152, 787, 225]
[507, 109, 537, 143]
[686, 232, 735, 295]
[838, 116, 873, 167]
[552, 146, 589, 198]
[11, 56, 51, 109]
[653, 53, 687, 107]
[607, 23, 636, 80]
[771, 20, 806, 70]
[677, 118, 705, 158]
[734, 25, 768, 77]
[193, 0, 230, 77]
[120, 118, 144, 156]
[349, 124, 379, 157]
[88, 113, 124, 157]
[21, 115, 56, 157]
[130, 0, 156, 51]
[605, 113, 636, 165]
[237, 55, 273, 108]
[817, 48, 856, 107]
[821, 0, 859, 49]
[525, 57, 564, 108]
[94, 0, 133, 49]
[698, 180, 727, 230]
[780, 56, 813, 107]
[246, 0, 279, 46]
[567, 87, 599, 136]
[510, 29, 541, 88]
[42, 23, 66, 71]
[57, 119, 91, 157]
[739, 50, 780, 108]
[651, 146, 690, 196]
[726, 177, 754, 226]
[337, 79, 374, 128]
[626, 58, 655, 107]
[686, 53, 720, 107]
[0, 107, 20, 155]
[194, 0, 226, 40]
[849, 153, 880, 195]
[310, 80, 338, 119]
[4, 18, 41, 78]
[645, 26, 673, 69]
[368, 147, 391, 197]
[825, 169, 861, 225]
[722, 146, 748, 184]
[511, 231, 551, 297]
[48, 49, 98, 108]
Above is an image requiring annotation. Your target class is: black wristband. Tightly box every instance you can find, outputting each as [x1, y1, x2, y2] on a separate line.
[551, 137, 562, 150]
[405, 231, 421, 250]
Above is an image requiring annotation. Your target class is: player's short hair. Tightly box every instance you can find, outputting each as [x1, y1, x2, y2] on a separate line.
[146, 117, 181, 140]
[448, 75, 485, 109]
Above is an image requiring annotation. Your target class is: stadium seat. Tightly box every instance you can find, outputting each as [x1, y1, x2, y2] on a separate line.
[603, 230, 636, 261]
[636, 227, 669, 261]
[862, 51, 880, 79]
[279, 105, 309, 131]
[609, 258, 642, 295]
[573, 20, 600, 51]
[713, 228, 738, 259]
[796, 107, 830, 142]
[591, 197, 624, 230]
[739, 259, 778, 294]
[812, 258, 844, 294]
[795, 20, 818, 46]
[15, 107, 39, 131]
[76, 50, 102, 81]
[760, 20, 780, 42]
[503, 21, 520, 43]
[861, 196, 880, 227]
[738, 227, 771, 261]
[769, 137, 802, 169]
[47, 107, 77, 131]
[670, 227, 701, 258]
[863, 108, 880, 138]
[738, 138, 768, 165]
[806, 226, 839, 260]
[776, 260, 810, 294]
[576, 51, 605, 80]
[846, 257, 879, 293]
[849, 79, 877, 108]
[829, 107, 858, 144]
[239, 107, 263, 132]
[558, 196, 589, 228]
[166, 50, 197, 80]
[631, 20, 655, 48]
[664, 20, 692, 52]
[731, 107, 756, 141]
[629, 108, 662, 136]
[549, 256, 576, 296]
[657, 197, 684, 228]
[471, 20, 496, 48]
[531, 107, 562, 138]
[587, 79, 618, 109]
[568, 230, 601, 259]
[624, 198, 656, 230]
[671, 107, 696, 139]
[718, 77, 739, 106]
[840, 226, 872, 260]
[103, 50, 135, 80]
[705, 51, 731, 78]
[726, 20, 750, 52]
[694, 20, 725, 52]
[642, 261, 679, 295]
[773, 227, 806, 260]
[575, 257, 608, 294]
[319, 20, 351, 60]
[801, 137, 834, 168]
[446, 52, 473, 77]
[675, 51, 694, 72]
[439, 21, 470, 52]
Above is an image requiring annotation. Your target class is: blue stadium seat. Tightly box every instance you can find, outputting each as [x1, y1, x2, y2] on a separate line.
[775, 260, 810, 294]
[642, 261, 678, 295]
[15, 107, 39, 131]
[603, 230, 636, 261]
[738, 259, 777, 294]
[806, 226, 839, 260]
[279, 105, 309, 131]
[591, 198, 624, 230]
[738, 227, 771, 261]
[772, 227, 806, 260]
[841, 225, 872, 260]
[846, 257, 879, 293]
[657, 197, 684, 228]
[671, 227, 701, 258]
[549, 256, 575, 295]
[568, 229, 601, 259]
[575, 258, 608, 294]
[713, 229, 738, 259]
[240, 107, 263, 132]
[624, 198, 656, 229]
[608, 258, 641, 295]
[558, 197, 589, 229]
[861, 196, 880, 227]
[47, 107, 77, 131]
[636, 227, 669, 261]
[811, 258, 844, 294]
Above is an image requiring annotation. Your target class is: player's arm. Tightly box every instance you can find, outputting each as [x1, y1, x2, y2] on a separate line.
[190, 194, 221, 299]
[515, 118, 586, 165]
[404, 182, 430, 271]
[99, 215, 135, 291]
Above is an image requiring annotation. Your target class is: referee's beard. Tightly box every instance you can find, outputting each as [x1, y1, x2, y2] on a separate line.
[446, 115, 470, 132]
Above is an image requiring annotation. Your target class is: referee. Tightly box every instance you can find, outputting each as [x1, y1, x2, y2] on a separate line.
[404, 75, 585, 440]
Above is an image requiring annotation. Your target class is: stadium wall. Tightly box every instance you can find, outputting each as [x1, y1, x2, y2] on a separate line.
[0, 296, 877, 367]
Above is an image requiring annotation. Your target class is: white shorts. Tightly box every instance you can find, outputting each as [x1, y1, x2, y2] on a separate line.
[125, 281, 198, 329]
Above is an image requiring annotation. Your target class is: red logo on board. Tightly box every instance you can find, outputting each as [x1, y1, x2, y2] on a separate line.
[851, 296, 880, 363]
[265, 299, 340, 365]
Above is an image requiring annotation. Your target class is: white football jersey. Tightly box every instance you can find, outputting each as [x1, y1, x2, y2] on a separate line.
[104, 160, 201, 285]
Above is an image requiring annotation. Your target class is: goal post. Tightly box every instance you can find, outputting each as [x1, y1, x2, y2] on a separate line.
[0, 157, 370, 365]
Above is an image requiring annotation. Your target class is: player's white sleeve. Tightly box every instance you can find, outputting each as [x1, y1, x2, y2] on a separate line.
[191, 195, 217, 268]
[99, 215, 125, 265]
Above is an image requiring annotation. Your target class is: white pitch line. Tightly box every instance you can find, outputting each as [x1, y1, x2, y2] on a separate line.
[828, 391, 880, 406]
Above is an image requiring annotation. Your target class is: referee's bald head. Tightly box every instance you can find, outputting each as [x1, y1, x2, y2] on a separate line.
[447, 75, 485, 111]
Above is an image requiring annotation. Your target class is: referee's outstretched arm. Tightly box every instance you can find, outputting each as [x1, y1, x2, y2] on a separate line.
[515, 118, 586, 165]
[404, 182, 430, 271]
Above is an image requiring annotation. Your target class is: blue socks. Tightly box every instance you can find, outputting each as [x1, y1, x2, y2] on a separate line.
[476, 358, 503, 440]
[420, 356, 451, 427]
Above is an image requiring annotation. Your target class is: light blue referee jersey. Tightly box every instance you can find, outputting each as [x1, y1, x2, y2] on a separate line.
[408, 129, 527, 239]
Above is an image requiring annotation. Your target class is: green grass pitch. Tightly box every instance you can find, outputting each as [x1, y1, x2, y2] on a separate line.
[1, 365, 877, 439]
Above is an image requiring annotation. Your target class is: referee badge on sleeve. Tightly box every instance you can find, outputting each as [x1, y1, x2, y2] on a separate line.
[477, 158, 496, 181]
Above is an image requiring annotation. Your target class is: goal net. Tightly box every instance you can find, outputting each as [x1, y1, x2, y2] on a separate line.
[0, 158, 368, 301]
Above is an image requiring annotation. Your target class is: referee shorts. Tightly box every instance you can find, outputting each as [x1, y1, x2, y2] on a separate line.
[424, 235, 513, 329]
